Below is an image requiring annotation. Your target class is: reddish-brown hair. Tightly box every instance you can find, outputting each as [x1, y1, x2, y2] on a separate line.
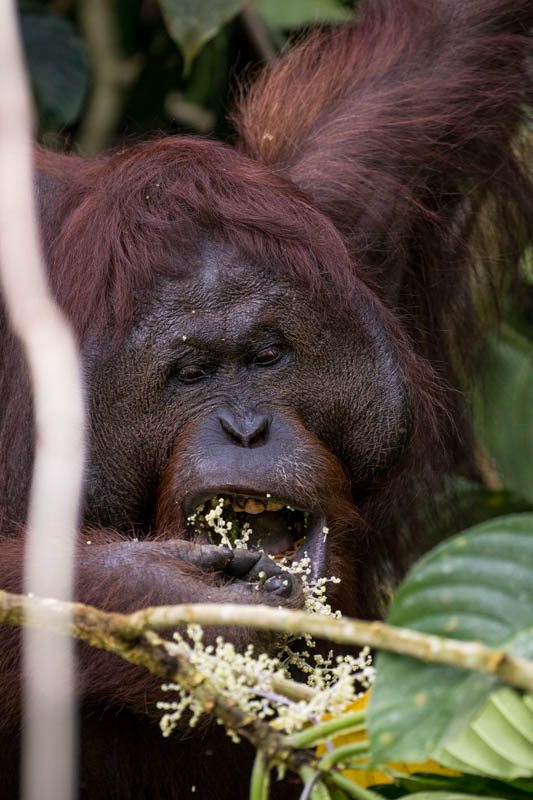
[27, 0, 533, 579]
[0, 3, 531, 797]
[236, 0, 533, 372]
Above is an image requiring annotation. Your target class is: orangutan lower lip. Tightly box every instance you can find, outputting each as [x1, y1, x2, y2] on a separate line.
[292, 516, 328, 579]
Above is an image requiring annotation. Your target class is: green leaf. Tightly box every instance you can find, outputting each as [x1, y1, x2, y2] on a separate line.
[20, 11, 88, 131]
[368, 514, 533, 767]
[158, 0, 246, 73]
[521, 247, 533, 284]
[474, 326, 533, 504]
[511, 778, 533, 794]
[396, 772, 533, 799]
[255, 0, 353, 30]
[435, 688, 533, 780]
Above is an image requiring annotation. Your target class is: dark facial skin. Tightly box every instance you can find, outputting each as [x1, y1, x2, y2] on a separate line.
[80, 243, 411, 608]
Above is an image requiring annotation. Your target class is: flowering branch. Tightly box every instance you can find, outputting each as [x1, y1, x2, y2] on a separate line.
[3, 588, 532, 797]
[1, 590, 533, 694]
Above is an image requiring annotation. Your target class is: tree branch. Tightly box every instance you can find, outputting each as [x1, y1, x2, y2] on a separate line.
[77, 0, 141, 153]
[1, 591, 533, 693]
[241, 6, 276, 63]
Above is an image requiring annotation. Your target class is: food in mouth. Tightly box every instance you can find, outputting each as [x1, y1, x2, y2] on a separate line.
[186, 494, 337, 615]
[186, 494, 312, 562]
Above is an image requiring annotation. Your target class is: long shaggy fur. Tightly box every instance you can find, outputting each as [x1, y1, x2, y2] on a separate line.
[0, 2, 532, 798]
[236, 0, 533, 456]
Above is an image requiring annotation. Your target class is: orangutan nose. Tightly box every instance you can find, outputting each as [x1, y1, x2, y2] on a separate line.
[218, 412, 271, 448]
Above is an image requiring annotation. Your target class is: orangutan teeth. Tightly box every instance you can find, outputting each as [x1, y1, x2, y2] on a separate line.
[242, 498, 266, 514]
[229, 497, 284, 514]
[186, 493, 315, 558]
[265, 500, 284, 512]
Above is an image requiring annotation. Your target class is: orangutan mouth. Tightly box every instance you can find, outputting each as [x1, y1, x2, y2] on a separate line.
[184, 491, 327, 569]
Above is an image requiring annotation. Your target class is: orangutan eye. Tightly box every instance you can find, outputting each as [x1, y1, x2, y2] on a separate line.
[253, 346, 281, 366]
[177, 364, 211, 383]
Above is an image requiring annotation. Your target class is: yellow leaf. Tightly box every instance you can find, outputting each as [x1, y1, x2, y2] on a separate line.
[317, 692, 459, 788]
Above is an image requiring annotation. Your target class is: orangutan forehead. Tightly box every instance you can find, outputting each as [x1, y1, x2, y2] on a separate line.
[133, 240, 384, 359]
[123, 244, 333, 362]
[152, 241, 301, 310]
[145, 273, 309, 350]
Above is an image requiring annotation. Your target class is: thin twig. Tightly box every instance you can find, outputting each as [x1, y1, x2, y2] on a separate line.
[125, 602, 533, 692]
[328, 770, 382, 800]
[77, 0, 141, 153]
[241, 6, 277, 62]
[1, 592, 533, 693]
[250, 749, 271, 800]
[289, 712, 367, 749]
[317, 741, 369, 771]
[299, 766, 322, 800]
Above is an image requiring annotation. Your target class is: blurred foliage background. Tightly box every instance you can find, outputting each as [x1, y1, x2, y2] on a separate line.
[18, 0, 354, 152]
[18, 0, 533, 534]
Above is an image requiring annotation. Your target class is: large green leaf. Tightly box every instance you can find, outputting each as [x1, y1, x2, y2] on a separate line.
[396, 772, 533, 799]
[158, 0, 246, 73]
[474, 326, 533, 504]
[20, 11, 88, 132]
[435, 688, 533, 780]
[368, 515, 533, 767]
[255, 0, 353, 30]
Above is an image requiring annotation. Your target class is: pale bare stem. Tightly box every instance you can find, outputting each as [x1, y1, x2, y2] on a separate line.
[298, 766, 321, 800]
[1, 592, 533, 695]
[0, 4, 85, 800]
[77, 0, 142, 153]
[241, 6, 276, 63]
[474, 438, 503, 491]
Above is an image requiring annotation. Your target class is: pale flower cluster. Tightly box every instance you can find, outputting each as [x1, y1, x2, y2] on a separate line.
[203, 498, 233, 549]
[277, 552, 341, 618]
[161, 497, 375, 741]
[188, 497, 252, 548]
[158, 624, 374, 740]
